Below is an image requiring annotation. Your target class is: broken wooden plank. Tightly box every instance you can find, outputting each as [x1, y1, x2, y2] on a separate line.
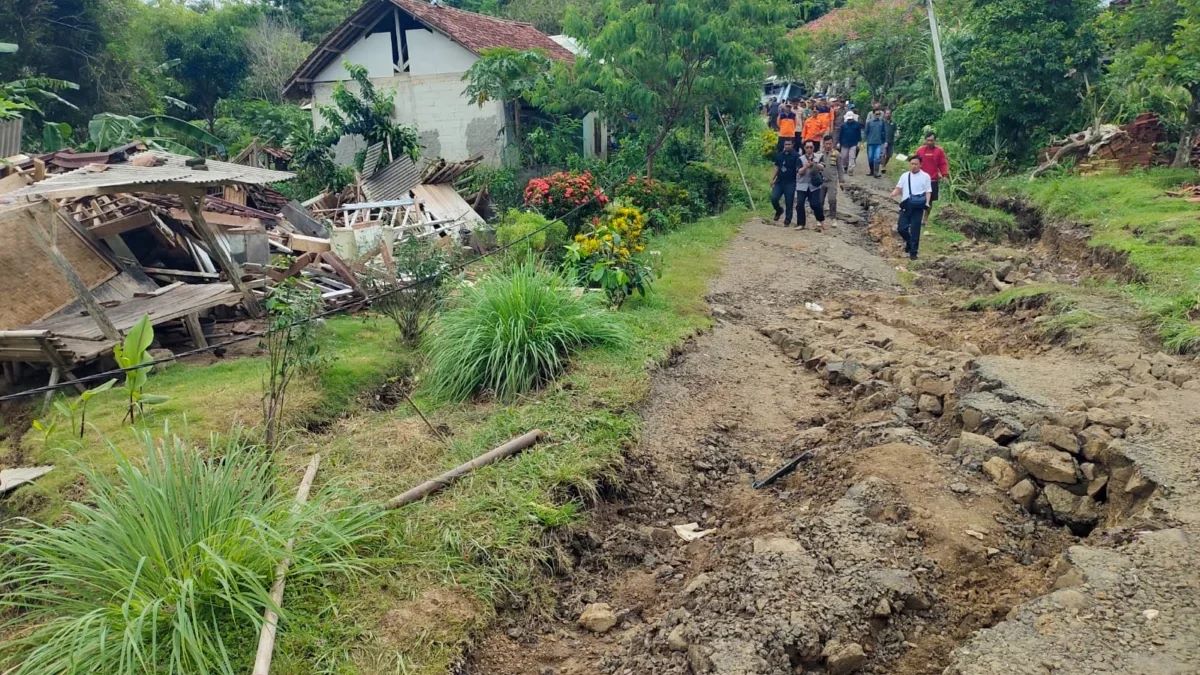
[282, 200, 329, 238]
[383, 430, 546, 510]
[182, 193, 262, 318]
[89, 209, 155, 238]
[143, 267, 220, 280]
[288, 233, 332, 253]
[251, 453, 321, 675]
[134, 281, 184, 298]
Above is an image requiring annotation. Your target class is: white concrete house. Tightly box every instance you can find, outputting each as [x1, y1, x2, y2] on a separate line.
[283, 0, 575, 165]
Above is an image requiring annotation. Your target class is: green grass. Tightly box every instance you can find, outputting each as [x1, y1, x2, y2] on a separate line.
[991, 168, 1200, 351]
[0, 206, 749, 674]
[267, 208, 749, 673]
[0, 429, 381, 675]
[3, 316, 409, 523]
[934, 201, 1019, 242]
[425, 262, 627, 402]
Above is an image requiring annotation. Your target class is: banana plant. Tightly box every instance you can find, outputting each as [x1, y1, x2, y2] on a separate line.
[113, 314, 169, 424]
[85, 112, 225, 155]
[51, 379, 118, 438]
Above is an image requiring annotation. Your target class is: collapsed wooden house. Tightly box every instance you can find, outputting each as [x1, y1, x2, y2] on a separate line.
[0, 141, 486, 396]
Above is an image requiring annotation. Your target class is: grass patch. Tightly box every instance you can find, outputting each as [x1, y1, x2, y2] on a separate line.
[991, 168, 1200, 351]
[0, 429, 381, 675]
[964, 283, 1070, 312]
[0, 204, 749, 673]
[266, 208, 749, 673]
[3, 316, 409, 523]
[933, 201, 1019, 242]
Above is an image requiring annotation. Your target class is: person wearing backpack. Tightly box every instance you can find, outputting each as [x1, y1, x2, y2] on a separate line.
[889, 156, 932, 260]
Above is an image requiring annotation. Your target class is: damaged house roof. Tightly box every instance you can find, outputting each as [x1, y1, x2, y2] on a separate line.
[283, 0, 573, 98]
[1, 152, 293, 202]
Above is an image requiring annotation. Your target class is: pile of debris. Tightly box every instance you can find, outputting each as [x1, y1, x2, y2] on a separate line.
[0, 141, 484, 394]
[1034, 113, 1167, 176]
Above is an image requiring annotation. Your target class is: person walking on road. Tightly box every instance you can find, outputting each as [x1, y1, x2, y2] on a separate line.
[820, 133, 839, 221]
[864, 111, 886, 178]
[776, 102, 798, 151]
[767, 96, 780, 131]
[795, 140, 827, 233]
[770, 138, 800, 226]
[889, 156, 932, 260]
[882, 109, 897, 174]
[802, 102, 833, 147]
[913, 132, 950, 225]
[837, 110, 863, 177]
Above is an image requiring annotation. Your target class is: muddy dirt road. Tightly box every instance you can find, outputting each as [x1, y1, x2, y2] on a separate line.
[467, 179, 1200, 675]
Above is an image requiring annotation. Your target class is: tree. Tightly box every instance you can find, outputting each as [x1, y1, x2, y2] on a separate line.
[462, 47, 553, 147]
[1102, 0, 1200, 167]
[82, 112, 225, 154]
[0, 77, 78, 121]
[805, 0, 928, 102]
[242, 16, 312, 103]
[319, 62, 420, 167]
[162, 7, 256, 130]
[958, 0, 1099, 160]
[565, 0, 801, 175]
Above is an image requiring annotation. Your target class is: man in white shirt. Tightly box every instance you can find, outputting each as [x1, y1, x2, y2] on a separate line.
[889, 156, 932, 260]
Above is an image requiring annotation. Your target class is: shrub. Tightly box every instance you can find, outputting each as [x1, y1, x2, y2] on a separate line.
[366, 235, 455, 346]
[0, 429, 381, 675]
[425, 262, 626, 401]
[757, 128, 780, 159]
[566, 202, 659, 307]
[613, 175, 700, 232]
[522, 170, 609, 232]
[494, 209, 569, 257]
[680, 162, 731, 214]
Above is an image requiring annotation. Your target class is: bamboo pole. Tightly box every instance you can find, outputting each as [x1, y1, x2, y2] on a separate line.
[251, 453, 321, 675]
[383, 429, 546, 510]
[713, 107, 756, 211]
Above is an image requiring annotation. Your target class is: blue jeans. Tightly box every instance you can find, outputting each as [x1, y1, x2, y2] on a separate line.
[867, 144, 883, 173]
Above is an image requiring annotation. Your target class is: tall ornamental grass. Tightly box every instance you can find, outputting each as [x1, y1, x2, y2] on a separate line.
[0, 430, 381, 675]
[426, 262, 627, 401]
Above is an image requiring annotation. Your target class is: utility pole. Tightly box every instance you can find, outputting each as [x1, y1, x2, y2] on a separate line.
[927, 0, 952, 112]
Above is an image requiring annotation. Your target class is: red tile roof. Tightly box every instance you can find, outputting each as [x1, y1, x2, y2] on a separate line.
[391, 0, 573, 60]
[794, 0, 915, 38]
[284, 0, 571, 98]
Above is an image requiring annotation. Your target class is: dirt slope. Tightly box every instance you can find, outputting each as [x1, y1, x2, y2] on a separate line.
[465, 178, 1200, 675]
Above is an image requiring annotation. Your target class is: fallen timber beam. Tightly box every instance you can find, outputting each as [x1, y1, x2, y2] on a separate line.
[250, 453, 321, 675]
[383, 429, 547, 510]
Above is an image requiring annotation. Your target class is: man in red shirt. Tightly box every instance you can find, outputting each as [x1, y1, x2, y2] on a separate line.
[913, 132, 950, 224]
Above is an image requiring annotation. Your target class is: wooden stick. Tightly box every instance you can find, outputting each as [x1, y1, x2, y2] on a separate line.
[251, 453, 321, 675]
[383, 430, 546, 510]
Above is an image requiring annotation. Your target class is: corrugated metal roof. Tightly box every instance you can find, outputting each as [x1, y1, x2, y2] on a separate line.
[1, 152, 294, 201]
[362, 155, 423, 201]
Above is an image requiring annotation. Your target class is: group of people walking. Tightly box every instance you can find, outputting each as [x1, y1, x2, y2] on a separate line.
[766, 94, 949, 260]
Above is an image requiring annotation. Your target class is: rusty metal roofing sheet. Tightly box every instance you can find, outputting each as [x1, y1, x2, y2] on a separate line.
[1, 152, 294, 201]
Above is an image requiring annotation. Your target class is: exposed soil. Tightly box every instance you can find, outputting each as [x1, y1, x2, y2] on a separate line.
[463, 175, 1200, 675]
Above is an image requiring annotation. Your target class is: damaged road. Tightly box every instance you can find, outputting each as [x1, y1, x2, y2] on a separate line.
[466, 180, 1200, 675]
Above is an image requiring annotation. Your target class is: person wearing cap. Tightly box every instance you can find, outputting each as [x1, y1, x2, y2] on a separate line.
[837, 110, 864, 177]
[820, 133, 840, 220]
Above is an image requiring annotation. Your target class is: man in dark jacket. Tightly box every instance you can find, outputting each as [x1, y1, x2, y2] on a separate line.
[770, 139, 800, 226]
[864, 111, 886, 178]
[837, 110, 863, 177]
[882, 109, 897, 174]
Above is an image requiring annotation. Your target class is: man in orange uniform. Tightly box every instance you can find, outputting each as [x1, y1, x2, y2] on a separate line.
[802, 102, 832, 146]
[776, 101, 798, 152]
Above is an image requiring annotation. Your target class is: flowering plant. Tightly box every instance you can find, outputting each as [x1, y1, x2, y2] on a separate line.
[613, 175, 700, 232]
[565, 202, 660, 307]
[523, 171, 608, 231]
